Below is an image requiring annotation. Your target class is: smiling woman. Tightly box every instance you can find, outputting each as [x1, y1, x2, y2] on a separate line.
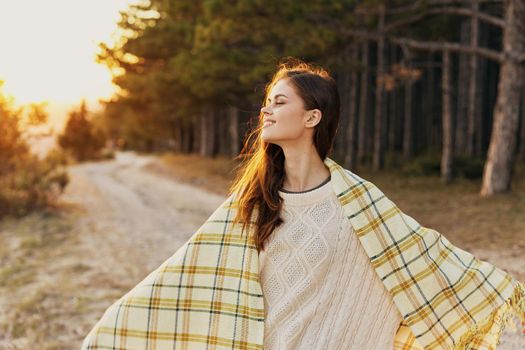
[0, 0, 138, 105]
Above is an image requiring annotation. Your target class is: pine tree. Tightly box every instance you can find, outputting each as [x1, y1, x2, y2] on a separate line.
[58, 100, 105, 161]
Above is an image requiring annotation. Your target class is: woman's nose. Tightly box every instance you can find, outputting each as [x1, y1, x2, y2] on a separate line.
[261, 104, 272, 114]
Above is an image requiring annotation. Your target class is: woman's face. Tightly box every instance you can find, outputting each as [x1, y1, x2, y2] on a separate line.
[260, 78, 318, 146]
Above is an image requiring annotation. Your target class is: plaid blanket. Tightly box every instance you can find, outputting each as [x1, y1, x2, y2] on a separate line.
[82, 156, 525, 349]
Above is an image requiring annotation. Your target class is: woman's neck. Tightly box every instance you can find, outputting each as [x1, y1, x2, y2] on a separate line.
[281, 153, 330, 192]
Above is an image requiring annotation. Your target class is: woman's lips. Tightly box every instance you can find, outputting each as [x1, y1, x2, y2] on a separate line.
[263, 121, 276, 128]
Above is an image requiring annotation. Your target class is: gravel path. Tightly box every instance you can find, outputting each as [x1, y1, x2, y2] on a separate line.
[66, 151, 226, 274]
[0, 151, 226, 349]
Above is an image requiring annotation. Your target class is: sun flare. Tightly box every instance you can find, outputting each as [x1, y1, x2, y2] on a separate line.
[0, 0, 140, 108]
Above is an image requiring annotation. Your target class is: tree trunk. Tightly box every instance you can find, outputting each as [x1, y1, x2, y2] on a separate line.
[519, 75, 525, 162]
[456, 17, 470, 155]
[344, 43, 359, 171]
[481, 0, 525, 196]
[373, 5, 386, 170]
[183, 120, 192, 153]
[199, 109, 207, 156]
[216, 108, 226, 156]
[338, 67, 348, 163]
[192, 114, 200, 154]
[227, 105, 240, 157]
[403, 69, 414, 161]
[441, 49, 454, 183]
[466, 1, 480, 157]
[426, 52, 437, 150]
[476, 19, 488, 155]
[358, 41, 369, 166]
[388, 46, 398, 153]
[170, 119, 182, 153]
[208, 107, 216, 157]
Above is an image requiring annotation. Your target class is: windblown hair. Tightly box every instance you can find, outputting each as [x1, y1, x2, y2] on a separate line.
[228, 57, 341, 253]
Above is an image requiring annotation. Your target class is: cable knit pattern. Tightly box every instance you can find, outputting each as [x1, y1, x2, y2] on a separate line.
[258, 175, 404, 349]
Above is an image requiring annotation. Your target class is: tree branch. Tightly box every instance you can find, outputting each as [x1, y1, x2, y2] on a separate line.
[389, 36, 504, 62]
[425, 7, 505, 27]
[355, 1, 426, 15]
[355, 0, 503, 15]
[427, 0, 502, 5]
[341, 29, 505, 63]
[383, 7, 504, 33]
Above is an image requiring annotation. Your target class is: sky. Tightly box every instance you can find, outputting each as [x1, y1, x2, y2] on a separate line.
[0, 0, 142, 131]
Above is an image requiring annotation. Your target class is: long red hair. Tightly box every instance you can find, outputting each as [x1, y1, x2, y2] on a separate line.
[228, 57, 341, 253]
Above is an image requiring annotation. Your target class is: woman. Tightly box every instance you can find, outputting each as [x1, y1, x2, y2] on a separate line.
[82, 58, 525, 349]
[231, 58, 405, 349]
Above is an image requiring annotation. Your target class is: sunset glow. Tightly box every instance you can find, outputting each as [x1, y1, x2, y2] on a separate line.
[0, 0, 142, 118]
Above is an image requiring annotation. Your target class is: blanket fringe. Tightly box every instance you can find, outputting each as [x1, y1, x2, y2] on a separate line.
[453, 281, 525, 350]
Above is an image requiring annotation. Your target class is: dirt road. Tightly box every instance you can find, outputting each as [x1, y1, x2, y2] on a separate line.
[64, 151, 227, 273]
[0, 151, 226, 349]
[0, 151, 523, 349]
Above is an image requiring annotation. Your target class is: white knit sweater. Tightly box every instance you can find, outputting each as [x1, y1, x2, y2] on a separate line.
[258, 175, 404, 349]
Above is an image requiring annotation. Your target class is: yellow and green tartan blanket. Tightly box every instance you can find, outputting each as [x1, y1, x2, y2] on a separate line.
[82, 156, 525, 349]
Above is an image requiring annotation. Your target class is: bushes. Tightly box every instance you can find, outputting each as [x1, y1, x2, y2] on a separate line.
[0, 151, 69, 218]
[0, 83, 69, 219]
[453, 155, 485, 179]
[58, 100, 107, 162]
[400, 150, 485, 179]
[401, 150, 442, 177]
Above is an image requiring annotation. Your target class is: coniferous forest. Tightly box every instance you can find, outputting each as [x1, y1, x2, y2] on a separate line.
[97, 0, 525, 195]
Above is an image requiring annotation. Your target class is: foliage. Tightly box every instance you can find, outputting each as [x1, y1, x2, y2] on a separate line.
[95, 0, 367, 148]
[0, 82, 69, 219]
[453, 155, 485, 180]
[0, 151, 69, 218]
[93, 0, 491, 181]
[401, 150, 442, 177]
[94, 0, 462, 147]
[25, 102, 49, 126]
[0, 85, 28, 177]
[401, 151, 485, 179]
[58, 100, 107, 161]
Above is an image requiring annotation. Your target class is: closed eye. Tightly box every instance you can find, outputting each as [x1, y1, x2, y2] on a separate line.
[264, 102, 283, 107]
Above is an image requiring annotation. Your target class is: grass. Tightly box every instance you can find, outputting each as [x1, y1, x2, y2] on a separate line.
[0, 209, 77, 287]
[0, 207, 80, 349]
[144, 151, 240, 196]
[356, 164, 525, 254]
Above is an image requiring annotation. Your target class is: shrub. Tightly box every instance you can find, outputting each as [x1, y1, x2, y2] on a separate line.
[0, 82, 69, 219]
[0, 151, 69, 218]
[58, 100, 106, 162]
[401, 150, 441, 177]
[453, 155, 485, 179]
[400, 150, 485, 179]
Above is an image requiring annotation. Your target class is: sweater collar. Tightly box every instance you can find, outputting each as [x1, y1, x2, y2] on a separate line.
[278, 174, 332, 206]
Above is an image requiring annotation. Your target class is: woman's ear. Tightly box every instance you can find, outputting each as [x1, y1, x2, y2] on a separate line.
[305, 110, 322, 128]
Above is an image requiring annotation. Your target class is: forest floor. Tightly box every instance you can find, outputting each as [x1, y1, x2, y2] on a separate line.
[0, 150, 524, 349]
